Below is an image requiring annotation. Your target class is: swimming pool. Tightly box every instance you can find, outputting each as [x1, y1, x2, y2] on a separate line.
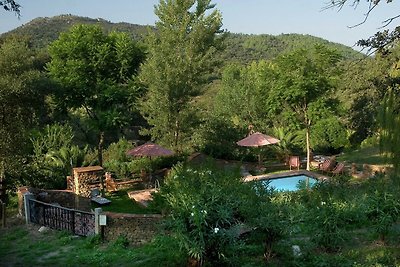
[260, 175, 318, 191]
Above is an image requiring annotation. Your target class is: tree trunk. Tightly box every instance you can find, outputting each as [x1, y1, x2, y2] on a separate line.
[0, 160, 5, 203]
[174, 119, 179, 151]
[306, 126, 311, 171]
[98, 131, 104, 167]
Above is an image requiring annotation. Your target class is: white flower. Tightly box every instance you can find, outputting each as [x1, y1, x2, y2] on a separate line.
[191, 212, 194, 217]
[214, 227, 219, 233]
[202, 210, 207, 214]
[192, 205, 195, 209]
[321, 201, 326, 206]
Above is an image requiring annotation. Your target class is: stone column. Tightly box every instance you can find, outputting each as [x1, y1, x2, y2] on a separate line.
[23, 193, 35, 225]
[94, 207, 102, 235]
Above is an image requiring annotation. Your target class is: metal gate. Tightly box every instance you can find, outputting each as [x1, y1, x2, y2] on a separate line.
[28, 199, 95, 236]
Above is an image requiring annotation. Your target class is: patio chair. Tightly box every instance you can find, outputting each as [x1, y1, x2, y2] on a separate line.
[331, 162, 345, 176]
[105, 173, 118, 192]
[318, 157, 336, 173]
[288, 156, 300, 170]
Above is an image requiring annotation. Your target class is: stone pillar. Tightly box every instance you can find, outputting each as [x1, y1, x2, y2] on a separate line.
[94, 207, 102, 235]
[24, 192, 35, 225]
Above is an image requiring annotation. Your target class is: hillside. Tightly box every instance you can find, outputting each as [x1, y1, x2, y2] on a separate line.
[1, 14, 363, 63]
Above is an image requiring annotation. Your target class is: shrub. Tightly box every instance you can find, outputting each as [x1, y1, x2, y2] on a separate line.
[365, 189, 400, 242]
[156, 162, 260, 265]
[309, 198, 347, 251]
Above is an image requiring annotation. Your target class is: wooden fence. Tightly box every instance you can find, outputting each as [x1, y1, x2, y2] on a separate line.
[28, 199, 95, 236]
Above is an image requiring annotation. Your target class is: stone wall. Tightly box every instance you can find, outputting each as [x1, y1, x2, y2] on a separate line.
[18, 187, 92, 215]
[103, 212, 163, 246]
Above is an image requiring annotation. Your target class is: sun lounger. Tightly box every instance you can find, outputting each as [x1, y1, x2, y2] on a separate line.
[318, 157, 336, 173]
[331, 162, 345, 176]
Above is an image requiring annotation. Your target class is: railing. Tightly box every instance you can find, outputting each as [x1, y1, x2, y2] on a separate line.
[28, 199, 95, 236]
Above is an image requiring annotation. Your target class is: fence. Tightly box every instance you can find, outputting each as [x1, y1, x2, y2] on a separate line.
[27, 198, 95, 236]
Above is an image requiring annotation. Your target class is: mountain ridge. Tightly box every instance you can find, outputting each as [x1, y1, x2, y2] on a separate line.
[0, 14, 363, 62]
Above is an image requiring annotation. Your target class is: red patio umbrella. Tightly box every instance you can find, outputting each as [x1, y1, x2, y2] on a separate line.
[126, 142, 174, 157]
[237, 132, 280, 164]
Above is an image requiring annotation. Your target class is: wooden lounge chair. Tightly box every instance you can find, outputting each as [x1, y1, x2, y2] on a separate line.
[318, 157, 336, 173]
[289, 156, 300, 170]
[331, 162, 345, 176]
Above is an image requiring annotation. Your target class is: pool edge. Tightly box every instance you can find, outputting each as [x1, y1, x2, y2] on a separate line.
[243, 170, 329, 182]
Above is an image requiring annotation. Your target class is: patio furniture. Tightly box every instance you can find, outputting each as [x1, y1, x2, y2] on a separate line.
[90, 188, 111, 205]
[318, 157, 336, 173]
[331, 162, 345, 176]
[288, 156, 300, 170]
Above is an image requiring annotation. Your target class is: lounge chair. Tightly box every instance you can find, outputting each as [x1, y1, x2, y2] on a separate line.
[318, 157, 336, 173]
[331, 162, 345, 176]
[289, 156, 300, 170]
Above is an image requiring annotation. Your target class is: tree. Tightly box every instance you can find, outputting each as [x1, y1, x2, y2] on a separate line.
[0, 0, 20, 16]
[47, 24, 145, 166]
[270, 45, 342, 170]
[138, 0, 223, 151]
[0, 36, 45, 189]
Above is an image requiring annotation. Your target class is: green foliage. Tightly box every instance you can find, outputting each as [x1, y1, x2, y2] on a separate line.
[29, 123, 89, 188]
[156, 162, 287, 265]
[309, 198, 347, 251]
[379, 88, 400, 180]
[0, 35, 48, 189]
[156, 163, 245, 264]
[311, 116, 350, 153]
[270, 45, 343, 168]
[365, 189, 400, 242]
[47, 24, 145, 165]
[139, 0, 223, 150]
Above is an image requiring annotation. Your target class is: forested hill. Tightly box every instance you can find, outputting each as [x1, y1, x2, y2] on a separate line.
[1, 14, 363, 62]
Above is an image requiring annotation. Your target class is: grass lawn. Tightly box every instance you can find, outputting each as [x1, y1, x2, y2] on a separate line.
[338, 145, 387, 165]
[1, 216, 399, 267]
[0, 220, 186, 267]
[91, 188, 159, 214]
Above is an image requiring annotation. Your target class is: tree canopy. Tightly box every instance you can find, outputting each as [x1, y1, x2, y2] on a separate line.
[138, 0, 223, 151]
[47, 24, 145, 165]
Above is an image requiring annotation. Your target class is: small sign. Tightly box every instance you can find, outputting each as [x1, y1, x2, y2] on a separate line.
[99, 214, 107, 226]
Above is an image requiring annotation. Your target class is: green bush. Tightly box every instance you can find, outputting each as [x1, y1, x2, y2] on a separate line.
[155, 162, 254, 265]
[365, 189, 400, 242]
[308, 198, 347, 251]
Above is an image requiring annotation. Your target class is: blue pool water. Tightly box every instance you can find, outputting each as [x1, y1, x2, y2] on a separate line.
[261, 175, 318, 191]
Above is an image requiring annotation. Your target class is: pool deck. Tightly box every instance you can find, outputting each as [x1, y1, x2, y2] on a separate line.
[243, 170, 329, 182]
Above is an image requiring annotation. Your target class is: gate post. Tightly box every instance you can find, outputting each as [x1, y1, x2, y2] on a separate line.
[24, 193, 35, 225]
[94, 208, 102, 235]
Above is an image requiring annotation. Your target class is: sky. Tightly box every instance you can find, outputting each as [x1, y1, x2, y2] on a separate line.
[1, 0, 400, 50]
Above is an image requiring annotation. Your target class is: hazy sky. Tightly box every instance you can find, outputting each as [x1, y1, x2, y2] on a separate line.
[1, 0, 399, 50]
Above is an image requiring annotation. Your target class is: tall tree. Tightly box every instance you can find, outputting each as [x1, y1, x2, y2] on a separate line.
[138, 0, 223, 151]
[270, 45, 342, 170]
[0, 36, 45, 188]
[47, 25, 145, 166]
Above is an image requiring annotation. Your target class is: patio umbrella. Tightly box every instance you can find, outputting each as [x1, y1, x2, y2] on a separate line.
[126, 142, 174, 187]
[237, 132, 280, 164]
[126, 142, 174, 158]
